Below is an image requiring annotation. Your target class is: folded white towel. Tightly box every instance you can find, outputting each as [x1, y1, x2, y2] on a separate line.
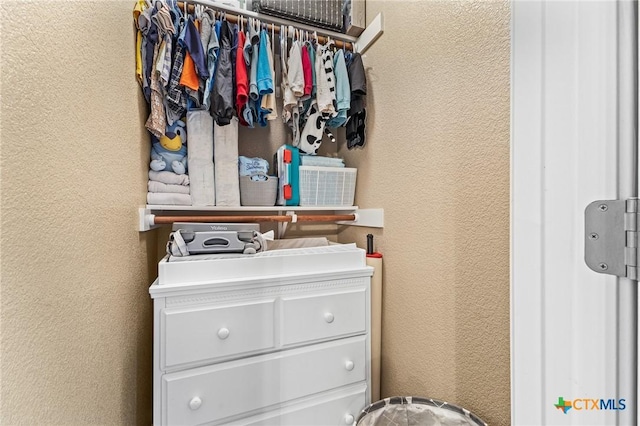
[147, 192, 192, 205]
[300, 156, 345, 167]
[149, 170, 190, 186]
[148, 180, 190, 194]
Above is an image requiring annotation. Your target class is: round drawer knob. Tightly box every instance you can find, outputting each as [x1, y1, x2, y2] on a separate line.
[344, 414, 355, 424]
[345, 360, 354, 371]
[217, 328, 230, 339]
[189, 396, 202, 410]
[324, 312, 335, 323]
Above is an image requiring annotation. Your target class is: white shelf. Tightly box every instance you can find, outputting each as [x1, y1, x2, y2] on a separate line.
[139, 205, 383, 232]
[145, 205, 360, 212]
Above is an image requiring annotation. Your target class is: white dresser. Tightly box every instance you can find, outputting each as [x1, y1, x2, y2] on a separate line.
[149, 244, 373, 426]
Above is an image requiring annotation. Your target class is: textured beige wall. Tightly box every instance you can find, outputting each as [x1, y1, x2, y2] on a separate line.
[1, 0, 510, 424]
[338, 1, 511, 424]
[1, 1, 154, 424]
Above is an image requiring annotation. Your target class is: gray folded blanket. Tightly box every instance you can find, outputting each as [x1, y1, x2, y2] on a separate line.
[147, 192, 191, 205]
[149, 170, 190, 186]
[148, 180, 190, 194]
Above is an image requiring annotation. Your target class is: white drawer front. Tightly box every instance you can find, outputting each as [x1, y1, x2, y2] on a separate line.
[161, 300, 276, 369]
[281, 289, 367, 346]
[163, 336, 366, 426]
[237, 384, 367, 426]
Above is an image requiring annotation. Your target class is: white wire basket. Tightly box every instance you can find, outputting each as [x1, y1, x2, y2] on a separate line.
[298, 166, 357, 206]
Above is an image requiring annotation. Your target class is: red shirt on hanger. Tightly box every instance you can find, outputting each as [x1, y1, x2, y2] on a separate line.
[236, 30, 250, 125]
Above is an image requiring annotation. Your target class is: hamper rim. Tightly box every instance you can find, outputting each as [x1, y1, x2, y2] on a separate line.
[356, 396, 487, 426]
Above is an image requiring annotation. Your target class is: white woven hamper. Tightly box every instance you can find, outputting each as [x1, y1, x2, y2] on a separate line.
[298, 166, 357, 206]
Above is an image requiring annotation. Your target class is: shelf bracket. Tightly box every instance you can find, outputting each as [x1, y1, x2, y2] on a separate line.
[276, 210, 296, 238]
[139, 207, 161, 232]
[354, 13, 384, 54]
[337, 208, 384, 228]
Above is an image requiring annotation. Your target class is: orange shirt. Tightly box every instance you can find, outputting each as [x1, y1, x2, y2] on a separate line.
[179, 20, 200, 91]
[180, 52, 200, 90]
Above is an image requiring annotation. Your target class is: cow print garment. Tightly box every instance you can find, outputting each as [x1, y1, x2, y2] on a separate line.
[298, 45, 338, 155]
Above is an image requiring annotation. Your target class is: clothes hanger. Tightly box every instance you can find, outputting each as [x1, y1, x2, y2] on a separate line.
[271, 23, 275, 53]
[168, 0, 178, 18]
[196, 4, 205, 21]
[280, 24, 287, 59]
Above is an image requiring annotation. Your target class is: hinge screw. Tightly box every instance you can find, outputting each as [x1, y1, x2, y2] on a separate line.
[599, 263, 608, 270]
[589, 233, 599, 240]
[599, 204, 608, 211]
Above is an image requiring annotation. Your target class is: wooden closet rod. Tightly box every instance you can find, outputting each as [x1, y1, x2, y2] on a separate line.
[153, 214, 357, 224]
[177, 1, 354, 50]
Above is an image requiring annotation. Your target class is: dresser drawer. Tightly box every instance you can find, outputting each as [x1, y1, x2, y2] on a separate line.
[161, 300, 276, 369]
[236, 384, 367, 426]
[162, 336, 366, 426]
[281, 289, 367, 346]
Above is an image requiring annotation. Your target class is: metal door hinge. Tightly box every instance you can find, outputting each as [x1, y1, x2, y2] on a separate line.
[585, 198, 640, 279]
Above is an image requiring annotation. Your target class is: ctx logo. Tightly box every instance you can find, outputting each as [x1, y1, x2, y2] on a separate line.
[554, 397, 626, 414]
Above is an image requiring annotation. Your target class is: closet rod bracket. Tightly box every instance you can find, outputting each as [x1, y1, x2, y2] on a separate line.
[337, 208, 382, 228]
[139, 208, 161, 232]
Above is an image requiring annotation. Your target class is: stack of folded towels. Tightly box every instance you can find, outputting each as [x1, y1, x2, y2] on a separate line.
[147, 170, 191, 205]
[300, 156, 346, 167]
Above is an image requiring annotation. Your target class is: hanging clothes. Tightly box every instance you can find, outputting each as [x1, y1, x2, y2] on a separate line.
[156, 6, 174, 88]
[133, 0, 145, 86]
[301, 45, 312, 101]
[236, 30, 250, 126]
[198, 8, 214, 94]
[201, 12, 219, 111]
[299, 40, 317, 119]
[256, 29, 273, 96]
[166, 18, 188, 125]
[346, 52, 367, 149]
[315, 43, 336, 118]
[145, 43, 167, 138]
[138, 3, 158, 102]
[307, 41, 317, 97]
[180, 18, 209, 107]
[326, 49, 350, 128]
[287, 40, 304, 98]
[180, 27, 199, 90]
[211, 20, 236, 126]
[134, 0, 361, 151]
[153, 1, 174, 74]
[248, 25, 260, 101]
[280, 26, 298, 141]
[256, 28, 274, 127]
[261, 30, 278, 121]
